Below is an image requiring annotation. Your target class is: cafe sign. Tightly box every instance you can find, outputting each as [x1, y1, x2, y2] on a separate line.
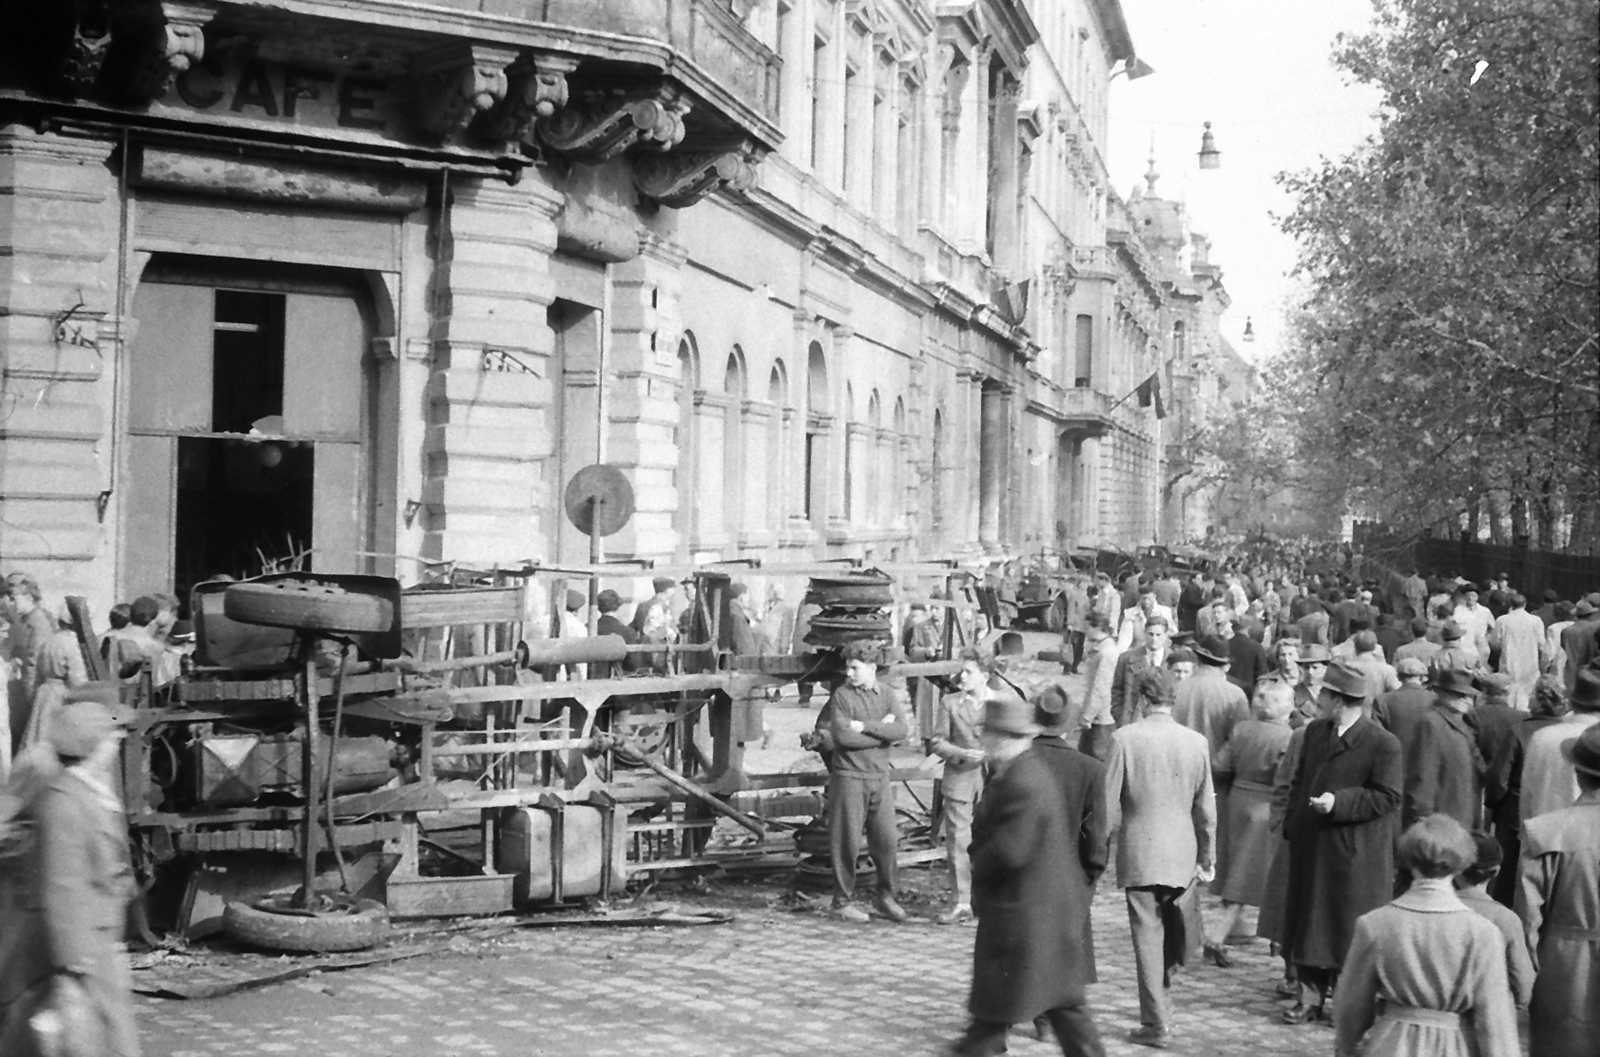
[153, 56, 411, 143]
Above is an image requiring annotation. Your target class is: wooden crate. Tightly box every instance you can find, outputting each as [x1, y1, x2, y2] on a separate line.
[385, 873, 515, 918]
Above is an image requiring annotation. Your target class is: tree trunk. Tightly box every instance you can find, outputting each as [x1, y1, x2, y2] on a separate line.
[1486, 490, 1508, 546]
[1465, 492, 1481, 541]
[1535, 477, 1556, 552]
[1509, 490, 1530, 549]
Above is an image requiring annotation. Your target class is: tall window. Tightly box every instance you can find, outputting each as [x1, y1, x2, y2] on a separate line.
[897, 76, 921, 235]
[723, 350, 746, 542]
[841, 64, 857, 194]
[810, 36, 827, 171]
[673, 335, 700, 556]
[1074, 314, 1094, 388]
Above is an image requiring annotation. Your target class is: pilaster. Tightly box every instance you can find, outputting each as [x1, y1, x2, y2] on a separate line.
[424, 174, 562, 564]
[0, 128, 119, 606]
[604, 235, 688, 560]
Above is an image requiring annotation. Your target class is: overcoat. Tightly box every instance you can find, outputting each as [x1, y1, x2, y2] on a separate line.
[1281, 714, 1402, 969]
[1210, 719, 1291, 906]
[1518, 789, 1600, 1057]
[0, 769, 140, 1057]
[1405, 705, 1483, 830]
[967, 745, 1103, 1022]
[1334, 885, 1519, 1057]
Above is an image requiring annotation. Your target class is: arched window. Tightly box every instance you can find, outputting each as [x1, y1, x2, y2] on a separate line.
[673, 334, 701, 557]
[891, 397, 906, 528]
[804, 341, 828, 524]
[843, 382, 856, 522]
[866, 390, 883, 526]
[931, 407, 946, 544]
[723, 348, 747, 543]
[768, 360, 789, 531]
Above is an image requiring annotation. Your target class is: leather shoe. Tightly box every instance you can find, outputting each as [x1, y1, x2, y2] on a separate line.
[1204, 942, 1235, 968]
[830, 903, 870, 924]
[938, 904, 974, 925]
[1127, 1025, 1171, 1049]
[1281, 1003, 1326, 1025]
[872, 892, 909, 923]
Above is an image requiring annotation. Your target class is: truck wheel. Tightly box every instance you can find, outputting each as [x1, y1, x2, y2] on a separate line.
[1044, 598, 1066, 633]
[224, 580, 393, 633]
[223, 896, 389, 953]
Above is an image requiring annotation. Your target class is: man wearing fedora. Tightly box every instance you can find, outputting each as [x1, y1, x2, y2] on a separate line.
[1517, 723, 1600, 1057]
[1173, 634, 1250, 760]
[1469, 673, 1521, 768]
[1104, 667, 1215, 1049]
[1429, 621, 1483, 678]
[1289, 645, 1331, 728]
[1405, 669, 1484, 831]
[1559, 597, 1600, 694]
[1519, 667, 1600, 823]
[950, 694, 1106, 1057]
[1280, 658, 1402, 1025]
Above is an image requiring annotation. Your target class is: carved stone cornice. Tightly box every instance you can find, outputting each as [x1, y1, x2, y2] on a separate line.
[127, 2, 214, 102]
[538, 87, 688, 163]
[413, 43, 519, 145]
[633, 144, 758, 209]
[480, 51, 578, 147]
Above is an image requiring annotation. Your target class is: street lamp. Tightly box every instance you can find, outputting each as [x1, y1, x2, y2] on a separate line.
[1197, 121, 1221, 169]
[1111, 57, 1156, 82]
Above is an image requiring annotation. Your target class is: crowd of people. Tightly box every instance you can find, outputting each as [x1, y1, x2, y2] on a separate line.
[813, 557, 1599, 1056]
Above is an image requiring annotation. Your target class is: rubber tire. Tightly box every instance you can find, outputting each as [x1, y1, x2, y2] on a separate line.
[224, 580, 393, 633]
[223, 897, 390, 953]
[1044, 598, 1066, 633]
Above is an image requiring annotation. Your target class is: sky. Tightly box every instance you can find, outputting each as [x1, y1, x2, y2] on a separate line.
[1106, 0, 1385, 362]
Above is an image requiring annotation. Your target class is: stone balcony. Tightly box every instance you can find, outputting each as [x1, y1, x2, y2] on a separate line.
[417, 0, 781, 135]
[1058, 384, 1115, 437]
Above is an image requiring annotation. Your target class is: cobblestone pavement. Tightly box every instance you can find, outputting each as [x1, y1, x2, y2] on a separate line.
[135, 636, 1335, 1056]
[135, 883, 1322, 1057]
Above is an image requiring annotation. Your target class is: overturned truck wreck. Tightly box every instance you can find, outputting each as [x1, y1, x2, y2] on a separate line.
[108, 562, 970, 948]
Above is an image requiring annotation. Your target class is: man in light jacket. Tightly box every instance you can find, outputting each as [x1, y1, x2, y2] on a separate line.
[1104, 666, 1216, 1050]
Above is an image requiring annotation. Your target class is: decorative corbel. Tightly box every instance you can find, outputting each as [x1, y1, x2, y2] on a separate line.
[480, 51, 578, 148]
[413, 43, 518, 144]
[633, 144, 759, 209]
[537, 86, 689, 163]
[56, 1, 113, 97]
[127, 2, 214, 102]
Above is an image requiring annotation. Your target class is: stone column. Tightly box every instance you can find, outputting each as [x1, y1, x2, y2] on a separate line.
[0, 128, 118, 608]
[978, 382, 1005, 553]
[424, 175, 561, 564]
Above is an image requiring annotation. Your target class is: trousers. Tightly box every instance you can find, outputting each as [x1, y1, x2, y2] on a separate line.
[954, 1003, 1105, 1057]
[1125, 885, 1200, 1028]
[827, 772, 897, 905]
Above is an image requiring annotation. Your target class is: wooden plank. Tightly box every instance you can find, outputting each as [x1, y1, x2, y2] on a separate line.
[402, 586, 526, 628]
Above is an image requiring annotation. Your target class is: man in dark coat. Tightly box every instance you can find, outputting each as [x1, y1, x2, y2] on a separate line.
[1484, 675, 1568, 906]
[1469, 673, 1520, 767]
[1406, 668, 1485, 831]
[1177, 574, 1207, 635]
[1559, 599, 1600, 693]
[1214, 611, 1268, 698]
[1280, 658, 1403, 1024]
[1109, 615, 1170, 727]
[950, 694, 1106, 1057]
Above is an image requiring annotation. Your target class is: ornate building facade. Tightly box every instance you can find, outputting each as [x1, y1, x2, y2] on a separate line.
[1, 0, 1237, 618]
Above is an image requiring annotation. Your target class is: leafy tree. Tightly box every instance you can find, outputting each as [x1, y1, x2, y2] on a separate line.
[1276, 0, 1599, 550]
